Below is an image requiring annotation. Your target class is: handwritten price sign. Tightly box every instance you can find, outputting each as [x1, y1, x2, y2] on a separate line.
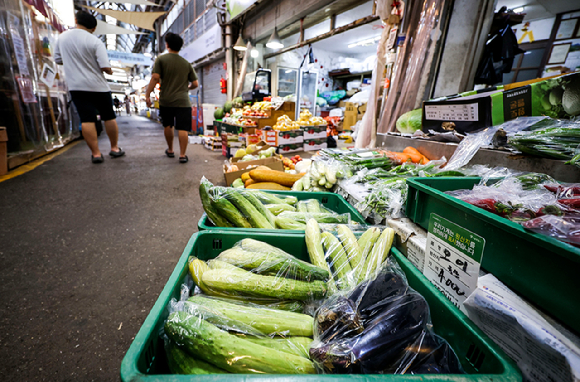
[423, 214, 485, 310]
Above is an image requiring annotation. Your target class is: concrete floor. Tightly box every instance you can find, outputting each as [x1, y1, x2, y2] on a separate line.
[0, 116, 227, 381]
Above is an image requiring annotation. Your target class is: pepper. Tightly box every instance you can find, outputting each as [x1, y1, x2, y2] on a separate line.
[557, 198, 580, 209]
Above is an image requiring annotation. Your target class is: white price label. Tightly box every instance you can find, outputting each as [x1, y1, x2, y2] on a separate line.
[424, 103, 479, 121]
[423, 214, 484, 310]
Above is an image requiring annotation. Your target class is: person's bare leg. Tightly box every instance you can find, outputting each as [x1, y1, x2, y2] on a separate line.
[178, 130, 188, 158]
[164, 126, 174, 153]
[104, 119, 120, 152]
[81, 122, 101, 157]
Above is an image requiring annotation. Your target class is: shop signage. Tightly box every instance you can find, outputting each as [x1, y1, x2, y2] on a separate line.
[180, 25, 222, 63]
[226, 0, 257, 19]
[107, 51, 152, 66]
[423, 214, 484, 310]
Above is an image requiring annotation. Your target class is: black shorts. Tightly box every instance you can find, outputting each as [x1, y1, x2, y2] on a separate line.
[159, 107, 192, 131]
[70, 91, 116, 123]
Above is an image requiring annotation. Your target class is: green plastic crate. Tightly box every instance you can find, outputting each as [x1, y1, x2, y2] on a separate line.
[405, 177, 580, 336]
[120, 230, 521, 382]
[198, 190, 367, 233]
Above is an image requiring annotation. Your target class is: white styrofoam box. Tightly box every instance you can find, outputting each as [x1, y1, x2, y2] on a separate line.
[202, 103, 220, 134]
[188, 136, 203, 144]
[303, 138, 327, 152]
[329, 108, 343, 117]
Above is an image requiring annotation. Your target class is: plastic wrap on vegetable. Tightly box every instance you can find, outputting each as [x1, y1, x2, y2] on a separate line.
[522, 214, 580, 247]
[309, 261, 464, 375]
[188, 240, 328, 302]
[305, 219, 395, 295]
[293, 157, 351, 192]
[164, 299, 317, 374]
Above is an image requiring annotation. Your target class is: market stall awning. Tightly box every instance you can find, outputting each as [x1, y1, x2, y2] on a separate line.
[94, 20, 147, 35]
[83, 6, 165, 31]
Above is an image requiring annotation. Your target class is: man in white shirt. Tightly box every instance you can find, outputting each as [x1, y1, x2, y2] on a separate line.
[54, 11, 125, 163]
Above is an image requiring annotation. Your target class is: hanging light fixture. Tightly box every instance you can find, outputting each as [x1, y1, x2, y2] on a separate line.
[266, 6, 284, 49]
[233, 33, 247, 51]
[251, 48, 259, 58]
[266, 28, 283, 49]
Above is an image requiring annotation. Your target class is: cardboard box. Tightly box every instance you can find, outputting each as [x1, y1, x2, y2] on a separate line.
[302, 125, 327, 140]
[303, 138, 328, 152]
[231, 140, 273, 163]
[277, 143, 303, 154]
[422, 72, 580, 134]
[343, 102, 359, 131]
[0, 127, 7, 176]
[261, 130, 277, 145]
[223, 157, 284, 185]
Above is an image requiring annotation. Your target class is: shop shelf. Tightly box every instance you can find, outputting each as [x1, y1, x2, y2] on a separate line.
[198, 190, 367, 233]
[121, 230, 521, 382]
[405, 177, 580, 336]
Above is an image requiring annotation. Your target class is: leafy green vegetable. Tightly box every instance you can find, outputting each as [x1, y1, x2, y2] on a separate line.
[395, 109, 422, 134]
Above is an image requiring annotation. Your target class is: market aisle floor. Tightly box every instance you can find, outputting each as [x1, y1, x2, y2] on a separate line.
[0, 116, 226, 381]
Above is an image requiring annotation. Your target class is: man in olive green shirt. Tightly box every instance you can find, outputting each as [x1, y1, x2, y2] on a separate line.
[146, 33, 198, 163]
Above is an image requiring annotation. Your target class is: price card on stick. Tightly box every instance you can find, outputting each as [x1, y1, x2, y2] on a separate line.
[423, 214, 484, 312]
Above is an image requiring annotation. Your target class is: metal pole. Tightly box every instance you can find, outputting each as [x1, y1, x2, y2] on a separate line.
[225, 25, 233, 101]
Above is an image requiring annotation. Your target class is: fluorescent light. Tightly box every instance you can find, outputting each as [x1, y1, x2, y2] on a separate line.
[513, 6, 524, 13]
[348, 35, 381, 48]
[251, 48, 259, 58]
[285, 69, 293, 73]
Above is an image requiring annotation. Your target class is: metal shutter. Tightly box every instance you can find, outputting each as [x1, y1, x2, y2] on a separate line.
[201, 59, 227, 106]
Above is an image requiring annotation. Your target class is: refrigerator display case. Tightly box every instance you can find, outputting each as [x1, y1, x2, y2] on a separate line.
[276, 67, 297, 97]
[297, 70, 318, 118]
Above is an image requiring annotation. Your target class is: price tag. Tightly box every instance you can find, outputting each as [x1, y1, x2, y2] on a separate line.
[423, 214, 484, 310]
[424, 103, 479, 121]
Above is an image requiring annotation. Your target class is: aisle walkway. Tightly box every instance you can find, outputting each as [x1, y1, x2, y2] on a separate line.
[0, 116, 225, 381]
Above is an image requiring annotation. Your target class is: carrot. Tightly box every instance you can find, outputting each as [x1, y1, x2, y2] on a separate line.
[407, 153, 424, 164]
[403, 146, 422, 156]
[390, 152, 413, 163]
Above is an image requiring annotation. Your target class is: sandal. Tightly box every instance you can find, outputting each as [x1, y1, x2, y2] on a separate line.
[91, 154, 104, 164]
[179, 155, 188, 163]
[165, 149, 175, 158]
[109, 148, 125, 158]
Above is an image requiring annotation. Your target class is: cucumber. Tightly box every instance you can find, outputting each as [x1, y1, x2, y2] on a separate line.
[187, 296, 314, 336]
[222, 189, 273, 229]
[283, 196, 298, 205]
[211, 197, 251, 228]
[201, 266, 327, 301]
[241, 336, 312, 358]
[305, 219, 338, 295]
[199, 182, 232, 227]
[322, 232, 354, 290]
[275, 217, 307, 230]
[306, 199, 322, 213]
[165, 311, 316, 374]
[165, 341, 228, 374]
[296, 201, 309, 213]
[242, 190, 276, 226]
[196, 293, 304, 313]
[360, 228, 395, 281]
[337, 225, 362, 272]
[227, 238, 329, 281]
[265, 203, 296, 215]
[278, 211, 349, 224]
[253, 191, 293, 205]
[355, 227, 381, 283]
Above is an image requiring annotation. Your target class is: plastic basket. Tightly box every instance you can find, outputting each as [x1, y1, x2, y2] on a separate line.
[120, 230, 521, 382]
[198, 190, 367, 233]
[405, 176, 580, 336]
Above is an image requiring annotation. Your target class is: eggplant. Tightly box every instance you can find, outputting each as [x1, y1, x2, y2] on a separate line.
[315, 296, 363, 342]
[349, 270, 408, 317]
[404, 332, 464, 374]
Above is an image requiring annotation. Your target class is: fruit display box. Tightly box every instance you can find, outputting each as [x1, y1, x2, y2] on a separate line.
[303, 138, 328, 152]
[302, 125, 327, 140]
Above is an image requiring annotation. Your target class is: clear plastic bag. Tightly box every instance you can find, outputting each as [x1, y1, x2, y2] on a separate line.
[309, 260, 464, 374]
[164, 294, 318, 374]
[522, 214, 580, 247]
[292, 157, 352, 192]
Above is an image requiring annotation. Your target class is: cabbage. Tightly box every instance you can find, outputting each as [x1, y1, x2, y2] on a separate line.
[395, 109, 422, 134]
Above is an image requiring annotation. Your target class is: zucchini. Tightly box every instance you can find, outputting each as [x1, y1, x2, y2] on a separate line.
[296, 201, 308, 213]
[241, 336, 312, 358]
[265, 203, 296, 215]
[360, 228, 395, 281]
[222, 188, 273, 229]
[211, 197, 251, 228]
[188, 257, 211, 294]
[187, 296, 314, 336]
[234, 238, 329, 281]
[242, 190, 276, 226]
[165, 311, 316, 374]
[337, 225, 362, 271]
[201, 266, 327, 301]
[275, 217, 307, 230]
[199, 182, 232, 227]
[355, 227, 381, 283]
[283, 196, 298, 205]
[253, 191, 294, 205]
[306, 199, 322, 214]
[322, 232, 354, 290]
[305, 219, 338, 294]
[278, 211, 349, 224]
[165, 341, 228, 374]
